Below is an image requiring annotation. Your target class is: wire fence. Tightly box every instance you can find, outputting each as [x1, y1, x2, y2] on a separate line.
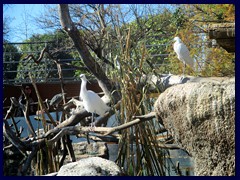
[3, 41, 170, 85]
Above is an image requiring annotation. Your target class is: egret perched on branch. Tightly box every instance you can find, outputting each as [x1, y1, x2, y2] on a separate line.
[173, 37, 194, 75]
[79, 74, 110, 130]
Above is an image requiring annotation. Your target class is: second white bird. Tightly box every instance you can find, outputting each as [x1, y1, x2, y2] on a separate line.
[173, 37, 194, 74]
[79, 74, 110, 128]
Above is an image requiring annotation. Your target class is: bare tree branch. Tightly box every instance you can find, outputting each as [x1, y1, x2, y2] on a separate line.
[23, 46, 48, 64]
[29, 73, 57, 127]
[58, 4, 120, 103]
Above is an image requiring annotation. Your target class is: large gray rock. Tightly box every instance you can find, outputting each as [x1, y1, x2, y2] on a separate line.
[57, 157, 122, 176]
[154, 78, 235, 176]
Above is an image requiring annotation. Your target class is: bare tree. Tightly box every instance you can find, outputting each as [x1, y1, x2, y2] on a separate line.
[58, 4, 120, 103]
[3, 5, 12, 41]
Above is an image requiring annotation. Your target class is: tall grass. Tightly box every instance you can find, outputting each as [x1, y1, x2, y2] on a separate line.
[110, 28, 168, 176]
[30, 73, 60, 175]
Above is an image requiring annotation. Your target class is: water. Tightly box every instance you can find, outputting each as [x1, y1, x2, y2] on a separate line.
[4, 112, 194, 176]
[166, 149, 194, 176]
[5, 112, 59, 138]
[106, 143, 194, 176]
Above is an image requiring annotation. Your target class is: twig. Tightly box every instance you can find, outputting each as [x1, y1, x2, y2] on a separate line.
[29, 73, 57, 127]
[10, 116, 20, 137]
[21, 87, 36, 137]
[20, 146, 39, 175]
[34, 116, 54, 124]
[23, 46, 48, 64]
[4, 97, 19, 120]
[132, 111, 156, 119]
[3, 120, 29, 154]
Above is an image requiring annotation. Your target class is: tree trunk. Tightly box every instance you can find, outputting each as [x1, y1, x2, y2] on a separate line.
[58, 4, 120, 103]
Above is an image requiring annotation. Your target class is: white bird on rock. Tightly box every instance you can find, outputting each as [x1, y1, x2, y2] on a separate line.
[79, 74, 110, 130]
[173, 37, 194, 75]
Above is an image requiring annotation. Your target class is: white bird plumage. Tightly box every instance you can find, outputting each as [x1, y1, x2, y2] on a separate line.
[79, 74, 110, 128]
[173, 37, 194, 74]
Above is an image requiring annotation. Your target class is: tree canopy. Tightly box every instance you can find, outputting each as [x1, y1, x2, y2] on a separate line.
[3, 4, 235, 84]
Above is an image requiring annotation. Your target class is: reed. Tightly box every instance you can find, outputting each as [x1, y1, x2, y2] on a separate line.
[111, 28, 168, 175]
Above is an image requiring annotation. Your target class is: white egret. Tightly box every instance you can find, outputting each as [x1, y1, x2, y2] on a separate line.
[79, 74, 110, 130]
[173, 37, 194, 75]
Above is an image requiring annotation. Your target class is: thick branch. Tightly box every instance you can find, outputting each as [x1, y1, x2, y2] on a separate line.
[58, 4, 120, 103]
[20, 146, 39, 175]
[3, 121, 29, 153]
[103, 112, 157, 136]
[58, 4, 74, 31]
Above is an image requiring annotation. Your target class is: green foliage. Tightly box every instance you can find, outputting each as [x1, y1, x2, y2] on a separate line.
[16, 31, 77, 82]
[189, 4, 235, 22]
[5, 4, 235, 84]
[172, 7, 187, 29]
[3, 42, 22, 80]
[105, 9, 177, 76]
[109, 29, 169, 176]
[165, 4, 235, 77]
[201, 47, 235, 77]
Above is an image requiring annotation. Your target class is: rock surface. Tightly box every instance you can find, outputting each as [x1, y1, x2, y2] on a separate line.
[154, 78, 235, 176]
[57, 157, 122, 176]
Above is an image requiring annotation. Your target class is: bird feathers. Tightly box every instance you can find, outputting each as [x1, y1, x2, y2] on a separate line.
[83, 90, 110, 116]
[80, 74, 110, 117]
[49, 93, 66, 106]
[173, 37, 194, 68]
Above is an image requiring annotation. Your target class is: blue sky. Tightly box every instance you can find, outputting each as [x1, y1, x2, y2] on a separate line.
[3, 4, 56, 42]
[3, 4, 175, 42]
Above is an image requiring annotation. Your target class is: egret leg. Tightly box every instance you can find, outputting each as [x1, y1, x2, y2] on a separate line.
[91, 113, 94, 127]
[56, 106, 59, 121]
[88, 113, 93, 131]
[89, 112, 96, 131]
[182, 62, 186, 77]
[92, 112, 96, 129]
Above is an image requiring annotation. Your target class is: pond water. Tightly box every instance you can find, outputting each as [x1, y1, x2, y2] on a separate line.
[4, 112, 194, 176]
[107, 143, 194, 176]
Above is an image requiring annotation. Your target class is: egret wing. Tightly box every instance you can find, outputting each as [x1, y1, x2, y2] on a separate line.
[86, 90, 109, 116]
[174, 42, 194, 68]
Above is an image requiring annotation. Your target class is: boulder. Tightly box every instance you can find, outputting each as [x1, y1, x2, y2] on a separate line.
[57, 157, 122, 176]
[154, 78, 235, 176]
